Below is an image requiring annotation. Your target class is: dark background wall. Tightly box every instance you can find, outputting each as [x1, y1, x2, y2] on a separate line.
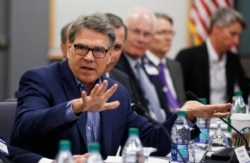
[235, 0, 250, 79]
[0, 0, 249, 101]
[8, 0, 49, 99]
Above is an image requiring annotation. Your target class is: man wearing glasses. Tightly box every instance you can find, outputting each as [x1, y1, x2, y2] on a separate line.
[11, 12, 231, 160]
[144, 13, 186, 113]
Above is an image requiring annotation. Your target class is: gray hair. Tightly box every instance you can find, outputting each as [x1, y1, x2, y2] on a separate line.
[105, 13, 127, 41]
[69, 12, 116, 48]
[60, 22, 71, 44]
[210, 8, 246, 31]
[154, 12, 173, 25]
[124, 7, 156, 32]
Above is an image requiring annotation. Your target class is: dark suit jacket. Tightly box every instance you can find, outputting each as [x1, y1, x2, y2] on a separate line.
[115, 53, 150, 111]
[176, 43, 250, 104]
[141, 55, 186, 114]
[109, 68, 139, 104]
[10, 59, 199, 159]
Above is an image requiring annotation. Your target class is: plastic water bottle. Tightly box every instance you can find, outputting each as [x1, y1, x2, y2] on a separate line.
[195, 98, 210, 145]
[171, 110, 190, 163]
[122, 128, 144, 163]
[86, 142, 103, 163]
[232, 90, 246, 114]
[55, 140, 74, 163]
[247, 93, 250, 114]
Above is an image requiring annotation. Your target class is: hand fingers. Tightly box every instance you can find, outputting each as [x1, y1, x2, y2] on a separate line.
[90, 80, 111, 97]
[90, 83, 101, 96]
[103, 83, 118, 100]
[103, 101, 120, 110]
[207, 103, 232, 112]
[213, 112, 230, 118]
[97, 80, 108, 95]
[73, 153, 89, 163]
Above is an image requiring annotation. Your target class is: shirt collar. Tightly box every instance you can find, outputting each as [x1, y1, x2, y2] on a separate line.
[206, 38, 226, 66]
[146, 50, 167, 66]
[123, 52, 140, 67]
[75, 77, 102, 91]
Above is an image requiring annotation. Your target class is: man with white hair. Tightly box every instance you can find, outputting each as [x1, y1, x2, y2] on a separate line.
[116, 7, 172, 122]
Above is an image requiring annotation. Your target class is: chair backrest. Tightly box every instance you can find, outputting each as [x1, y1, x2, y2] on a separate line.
[0, 101, 17, 144]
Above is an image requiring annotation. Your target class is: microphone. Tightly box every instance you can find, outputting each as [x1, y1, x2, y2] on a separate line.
[131, 103, 187, 163]
[131, 103, 158, 125]
[186, 91, 249, 149]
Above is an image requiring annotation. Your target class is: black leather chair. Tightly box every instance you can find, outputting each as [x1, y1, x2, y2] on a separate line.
[0, 101, 17, 144]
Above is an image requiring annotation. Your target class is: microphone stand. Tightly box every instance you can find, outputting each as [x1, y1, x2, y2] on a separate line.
[131, 103, 187, 163]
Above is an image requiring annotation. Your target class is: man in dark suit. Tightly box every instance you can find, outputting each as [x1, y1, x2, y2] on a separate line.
[60, 22, 72, 59]
[176, 8, 249, 104]
[10, 12, 231, 159]
[116, 7, 170, 122]
[104, 13, 139, 105]
[144, 12, 186, 112]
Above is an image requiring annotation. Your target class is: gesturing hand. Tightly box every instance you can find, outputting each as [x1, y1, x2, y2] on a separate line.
[180, 100, 232, 121]
[72, 80, 120, 114]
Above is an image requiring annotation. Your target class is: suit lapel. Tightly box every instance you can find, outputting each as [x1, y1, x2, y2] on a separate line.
[59, 60, 80, 100]
[100, 110, 113, 157]
[202, 44, 211, 101]
[166, 59, 179, 100]
[141, 56, 173, 118]
[116, 53, 149, 111]
[59, 60, 88, 146]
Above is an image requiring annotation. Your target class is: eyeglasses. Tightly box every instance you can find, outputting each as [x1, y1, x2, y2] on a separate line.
[128, 28, 152, 39]
[73, 44, 109, 58]
[155, 30, 175, 37]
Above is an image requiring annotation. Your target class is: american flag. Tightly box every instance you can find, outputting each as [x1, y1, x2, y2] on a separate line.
[189, 0, 234, 46]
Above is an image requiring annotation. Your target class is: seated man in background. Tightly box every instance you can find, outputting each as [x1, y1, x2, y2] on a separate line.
[176, 8, 250, 104]
[60, 22, 73, 59]
[116, 7, 171, 122]
[144, 12, 186, 111]
[104, 12, 140, 105]
[10, 12, 231, 159]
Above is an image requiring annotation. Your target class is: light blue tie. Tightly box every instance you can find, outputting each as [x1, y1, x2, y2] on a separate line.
[135, 62, 165, 122]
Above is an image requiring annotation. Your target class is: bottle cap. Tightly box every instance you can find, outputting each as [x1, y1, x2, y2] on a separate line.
[177, 110, 186, 116]
[235, 90, 242, 96]
[59, 140, 71, 150]
[199, 98, 207, 104]
[129, 128, 139, 136]
[88, 142, 100, 152]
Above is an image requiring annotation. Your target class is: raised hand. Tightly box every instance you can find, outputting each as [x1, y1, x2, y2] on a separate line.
[72, 80, 120, 114]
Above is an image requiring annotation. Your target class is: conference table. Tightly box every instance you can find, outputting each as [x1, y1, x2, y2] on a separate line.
[104, 119, 244, 163]
[104, 149, 231, 163]
[104, 156, 169, 163]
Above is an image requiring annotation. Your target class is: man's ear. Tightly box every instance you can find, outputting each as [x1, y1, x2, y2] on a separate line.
[107, 48, 114, 64]
[61, 43, 66, 55]
[66, 43, 72, 58]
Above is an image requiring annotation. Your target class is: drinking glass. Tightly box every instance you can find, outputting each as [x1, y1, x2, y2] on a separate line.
[143, 147, 157, 163]
[209, 122, 230, 151]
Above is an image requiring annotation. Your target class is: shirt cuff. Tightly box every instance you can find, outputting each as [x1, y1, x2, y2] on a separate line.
[65, 101, 79, 123]
[186, 117, 197, 128]
[38, 158, 54, 163]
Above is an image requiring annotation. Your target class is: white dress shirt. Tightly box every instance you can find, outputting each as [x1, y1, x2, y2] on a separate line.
[124, 54, 166, 121]
[146, 51, 178, 101]
[206, 39, 227, 104]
